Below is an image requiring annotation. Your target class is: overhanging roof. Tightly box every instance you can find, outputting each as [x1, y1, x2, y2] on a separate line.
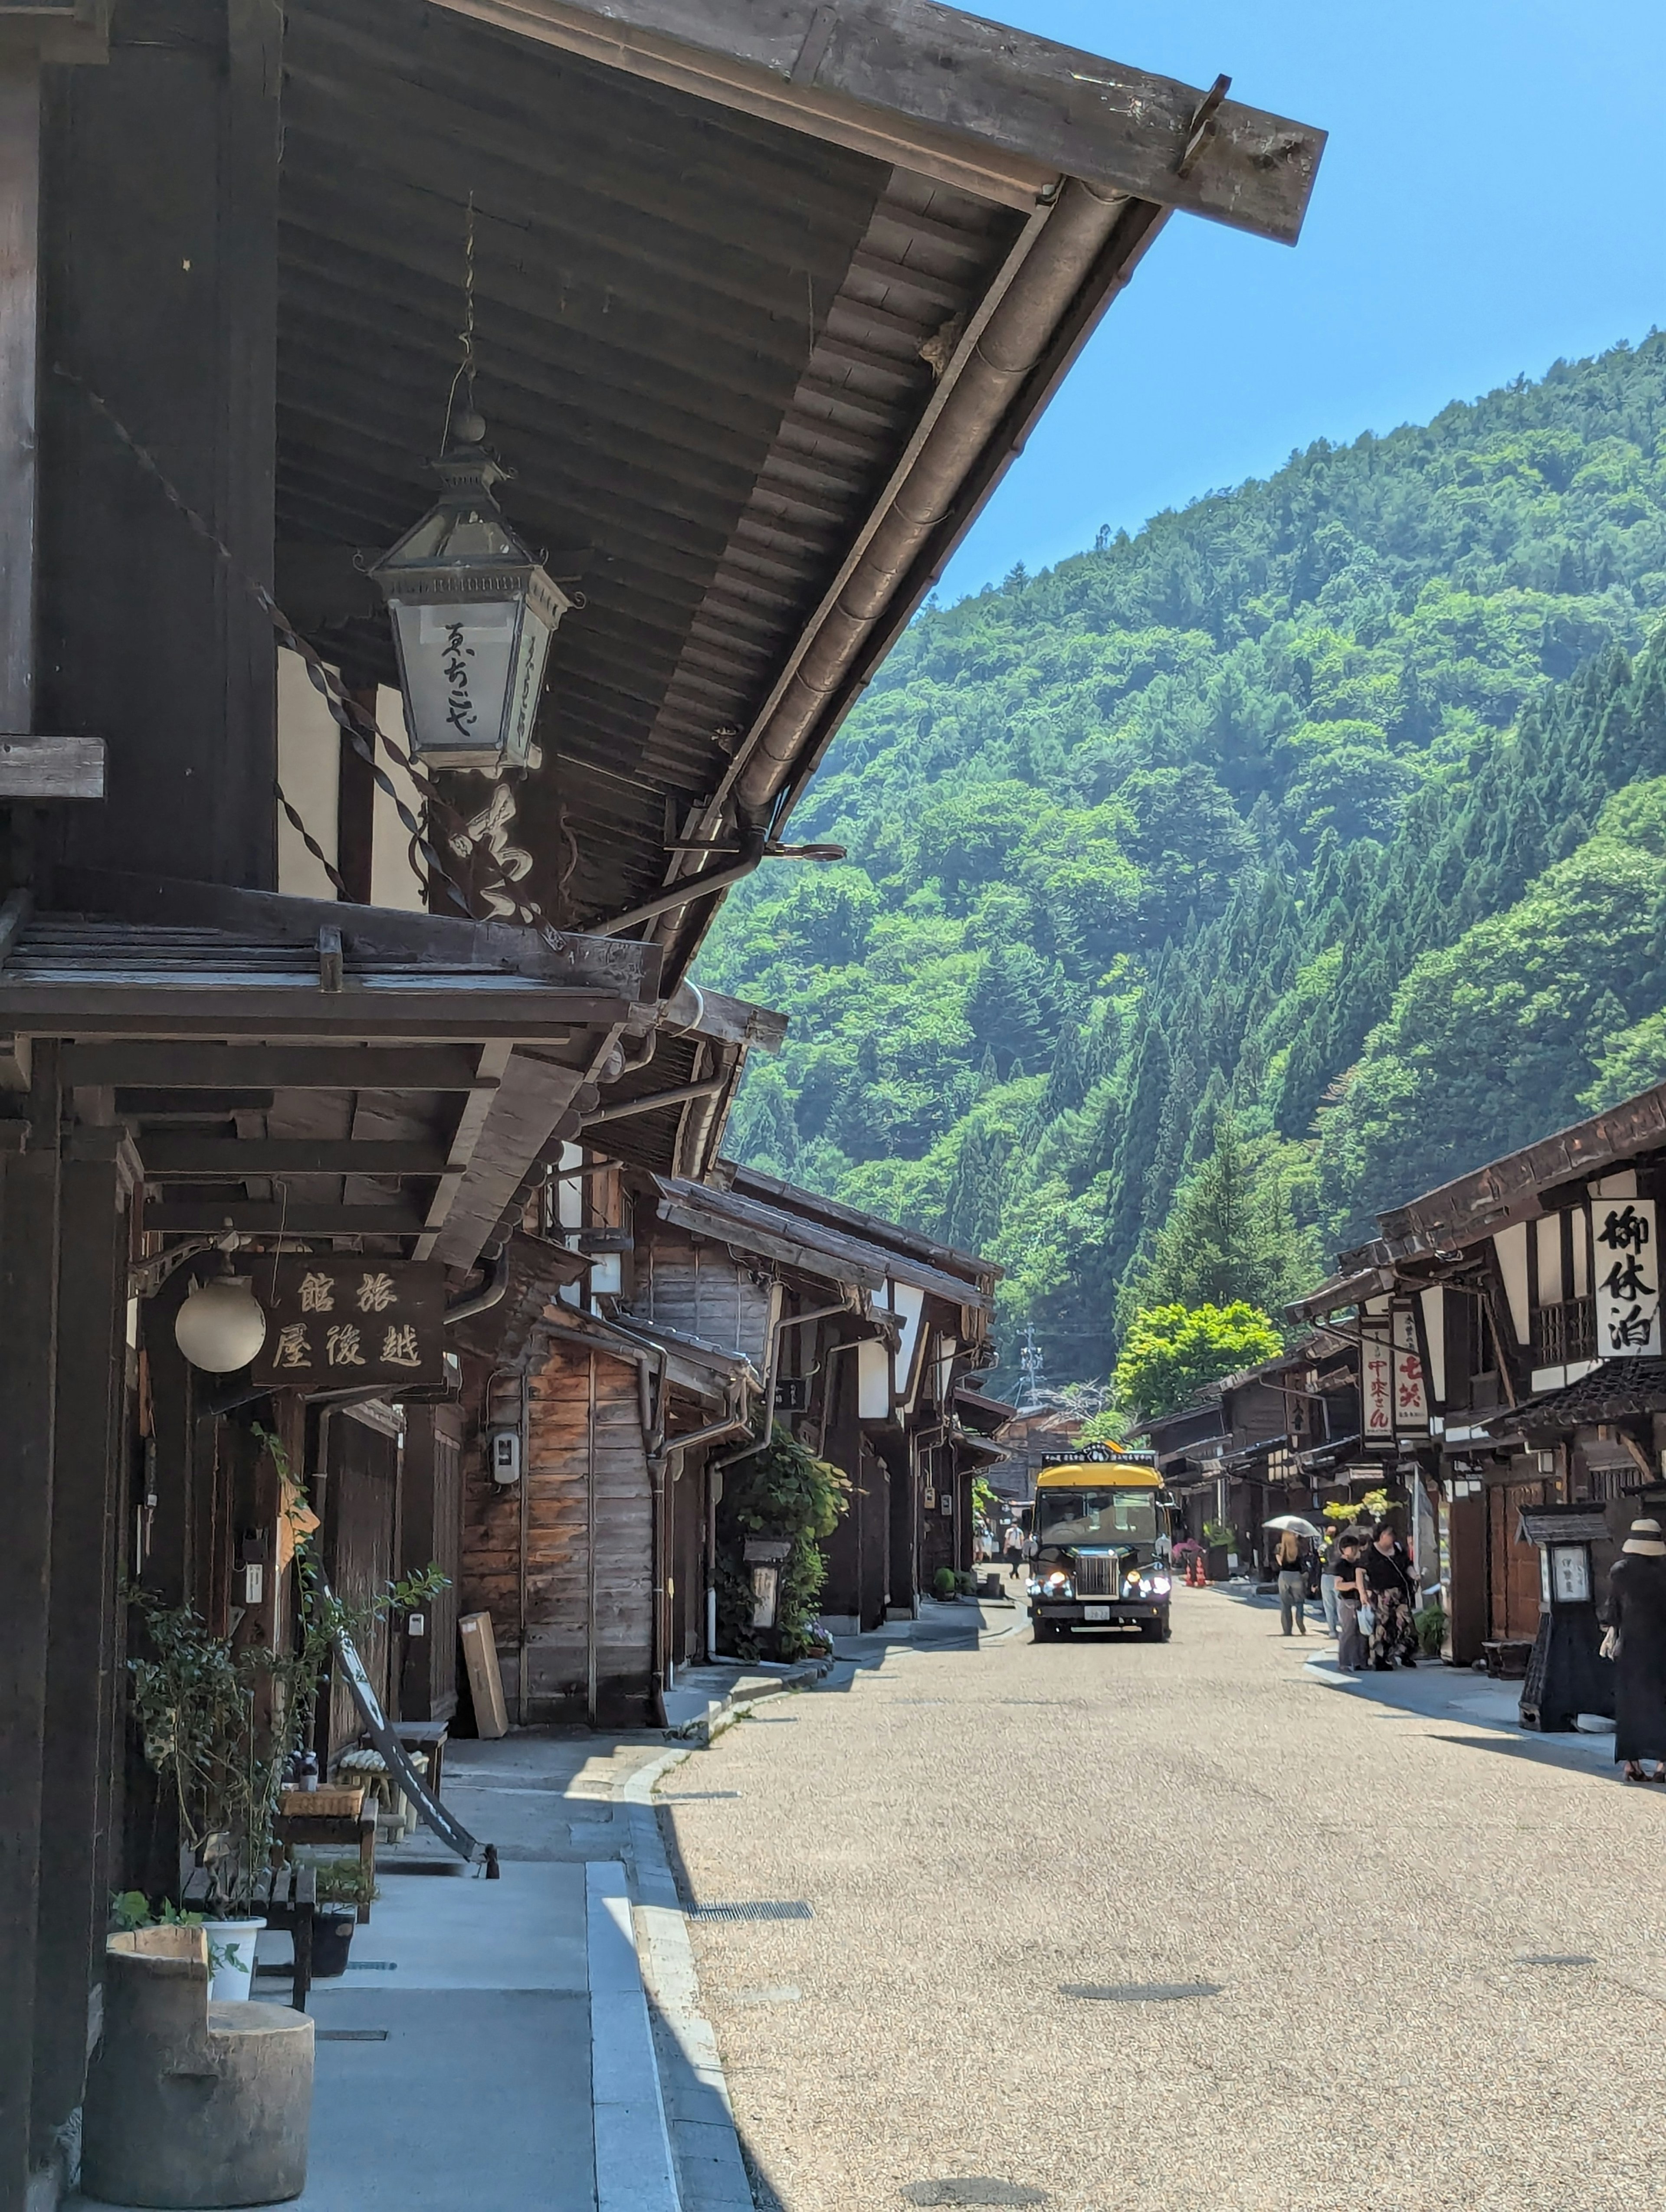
[0, 876, 653, 1271]
[1291, 1080, 1666, 1321]
[274, 0, 1323, 985]
[654, 1171, 993, 1307]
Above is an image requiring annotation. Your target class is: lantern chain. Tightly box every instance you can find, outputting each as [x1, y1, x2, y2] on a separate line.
[52, 362, 545, 930]
[443, 190, 478, 452]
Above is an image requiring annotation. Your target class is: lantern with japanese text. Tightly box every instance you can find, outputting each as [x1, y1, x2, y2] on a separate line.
[370, 417, 572, 773]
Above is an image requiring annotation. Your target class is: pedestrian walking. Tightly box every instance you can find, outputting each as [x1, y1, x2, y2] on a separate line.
[1605, 1518, 1666, 1783]
[1273, 1528, 1310, 1637]
[1319, 1528, 1346, 1636]
[1332, 1535, 1367, 1670]
[1362, 1522, 1417, 1669]
[1004, 1522, 1025, 1580]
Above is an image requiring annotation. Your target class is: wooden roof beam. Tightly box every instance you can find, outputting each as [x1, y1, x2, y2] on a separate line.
[427, 0, 1324, 242]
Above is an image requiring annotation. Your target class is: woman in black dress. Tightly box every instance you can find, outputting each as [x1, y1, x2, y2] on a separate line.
[1607, 1517, 1666, 1783]
[1362, 1522, 1417, 1670]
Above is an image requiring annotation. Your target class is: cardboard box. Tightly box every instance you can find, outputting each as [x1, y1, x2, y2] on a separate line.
[459, 1610, 508, 1739]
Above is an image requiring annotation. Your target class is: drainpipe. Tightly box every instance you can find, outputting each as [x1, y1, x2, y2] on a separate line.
[712, 1299, 851, 1478]
[443, 1246, 509, 1326]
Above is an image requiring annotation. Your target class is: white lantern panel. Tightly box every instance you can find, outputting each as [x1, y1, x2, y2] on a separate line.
[504, 605, 554, 768]
[391, 599, 521, 763]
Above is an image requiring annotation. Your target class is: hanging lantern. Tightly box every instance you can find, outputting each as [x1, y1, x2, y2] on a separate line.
[370, 416, 572, 773]
[175, 1254, 268, 1373]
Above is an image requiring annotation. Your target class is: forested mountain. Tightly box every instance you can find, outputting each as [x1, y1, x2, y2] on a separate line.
[696, 334, 1666, 1387]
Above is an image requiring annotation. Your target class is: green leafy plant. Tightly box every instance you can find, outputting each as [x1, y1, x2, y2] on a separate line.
[932, 1566, 958, 1600]
[1202, 1520, 1235, 1548]
[715, 1423, 850, 1662]
[126, 1422, 445, 1909]
[303, 1856, 380, 1908]
[1413, 1600, 1447, 1658]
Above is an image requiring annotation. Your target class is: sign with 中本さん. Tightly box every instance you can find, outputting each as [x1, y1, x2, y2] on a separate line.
[252, 1259, 446, 1387]
[1361, 1326, 1394, 1440]
[1591, 1197, 1659, 1358]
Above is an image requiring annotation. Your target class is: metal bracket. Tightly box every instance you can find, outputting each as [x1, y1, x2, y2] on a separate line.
[1175, 73, 1231, 178]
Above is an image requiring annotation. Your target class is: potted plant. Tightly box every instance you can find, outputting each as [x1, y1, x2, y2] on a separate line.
[1202, 1519, 1234, 1583]
[125, 1425, 443, 1985]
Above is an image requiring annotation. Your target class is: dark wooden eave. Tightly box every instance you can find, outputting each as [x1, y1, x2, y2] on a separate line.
[428, 0, 1324, 242]
[655, 1171, 992, 1308]
[1291, 1081, 1666, 1321]
[0, 882, 659, 1271]
[272, 0, 1324, 988]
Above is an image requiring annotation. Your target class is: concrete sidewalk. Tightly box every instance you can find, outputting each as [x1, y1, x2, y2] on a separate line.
[67, 1732, 688, 2212]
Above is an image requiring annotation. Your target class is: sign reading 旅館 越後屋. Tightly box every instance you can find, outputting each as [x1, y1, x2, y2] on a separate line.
[1591, 1197, 1660, 1359]
[251, 1259, 446, 1387]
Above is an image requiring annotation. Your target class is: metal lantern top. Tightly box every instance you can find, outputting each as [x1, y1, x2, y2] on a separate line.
[369, 425, 573, 773]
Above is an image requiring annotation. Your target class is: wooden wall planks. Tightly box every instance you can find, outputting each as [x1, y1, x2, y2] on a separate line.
[460, 1339, 655, 1721]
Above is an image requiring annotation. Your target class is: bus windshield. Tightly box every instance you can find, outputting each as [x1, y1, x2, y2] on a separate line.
[1035, 1489, 1158, 1547]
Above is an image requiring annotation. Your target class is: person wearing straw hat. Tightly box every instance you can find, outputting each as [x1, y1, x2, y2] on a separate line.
[1605, 1518, 1666, 1783]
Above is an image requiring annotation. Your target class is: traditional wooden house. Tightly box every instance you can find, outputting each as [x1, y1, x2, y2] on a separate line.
[453, 1151, 1001, 1719]
[1141, 1341, 1387, 1568]
[1290, 1082, 1666, 1666]
[0, 0, 1320, 2196]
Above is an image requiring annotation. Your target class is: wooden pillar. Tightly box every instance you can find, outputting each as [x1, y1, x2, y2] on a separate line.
[0, 1047, 61, 2202]
[32, 1126, 137, 2162]
[0, 56, 37, 740]
[39, 0, 282, 890]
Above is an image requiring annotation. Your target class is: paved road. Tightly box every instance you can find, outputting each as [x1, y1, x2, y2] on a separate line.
[663, 1587, 1666, 2212]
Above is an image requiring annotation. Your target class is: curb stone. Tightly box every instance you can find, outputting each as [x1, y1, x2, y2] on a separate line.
[662, 1657, 833, 1748]
[588, 1859, 682, 2212]
[620, 1748, 756, 2212]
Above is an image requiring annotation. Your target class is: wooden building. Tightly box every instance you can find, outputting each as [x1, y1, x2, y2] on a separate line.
[451, 1152, 1000, 1720]
[1290, 1082, 1666, 1666]
[0, 1, 1321, 2200]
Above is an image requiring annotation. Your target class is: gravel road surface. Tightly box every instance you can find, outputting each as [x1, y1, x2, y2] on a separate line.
[663, 1587, 1664, 2212]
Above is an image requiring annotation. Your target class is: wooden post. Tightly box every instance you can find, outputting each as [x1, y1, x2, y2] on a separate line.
[0, 1047, 61, 2202]
[39, 0, 282, 889]
[32, 1126, 136, 2161]
[0, 56, 37, 741]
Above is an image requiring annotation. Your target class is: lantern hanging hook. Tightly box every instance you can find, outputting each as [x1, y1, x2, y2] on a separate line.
[443, 191, 485, 451]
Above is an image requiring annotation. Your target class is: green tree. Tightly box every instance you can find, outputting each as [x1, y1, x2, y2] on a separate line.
[1124, 1110, 1318, 1322]
[1114, 1303, 1284, 1420]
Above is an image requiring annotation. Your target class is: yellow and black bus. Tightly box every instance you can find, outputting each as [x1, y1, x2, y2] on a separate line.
[1027, 1444, 1173, 1643]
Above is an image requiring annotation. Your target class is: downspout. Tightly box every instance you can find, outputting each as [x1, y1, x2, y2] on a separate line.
[443, 1246, 509, 1326]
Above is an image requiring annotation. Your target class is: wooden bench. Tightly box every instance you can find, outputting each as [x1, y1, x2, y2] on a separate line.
[181, 1861, 318, 2011]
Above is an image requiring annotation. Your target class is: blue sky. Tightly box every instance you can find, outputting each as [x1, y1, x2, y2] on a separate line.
[937, 0, 1666, 599]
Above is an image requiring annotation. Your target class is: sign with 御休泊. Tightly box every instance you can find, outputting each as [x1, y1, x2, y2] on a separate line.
[1591, 1197, 1660, 1359]
[251, 1259, 446, 1387]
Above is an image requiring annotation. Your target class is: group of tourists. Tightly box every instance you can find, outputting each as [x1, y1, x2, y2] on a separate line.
[1270, 1522, 1418, 1671]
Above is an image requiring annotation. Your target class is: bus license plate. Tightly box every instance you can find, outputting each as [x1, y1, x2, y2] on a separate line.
[1082, 1604, 1111, 1622]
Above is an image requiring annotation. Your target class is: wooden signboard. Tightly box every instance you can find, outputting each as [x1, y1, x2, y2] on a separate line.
[252, 1258, 446, 1387]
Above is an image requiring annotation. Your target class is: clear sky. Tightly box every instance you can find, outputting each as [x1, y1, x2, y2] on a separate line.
[937, 0, 1666, 599]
